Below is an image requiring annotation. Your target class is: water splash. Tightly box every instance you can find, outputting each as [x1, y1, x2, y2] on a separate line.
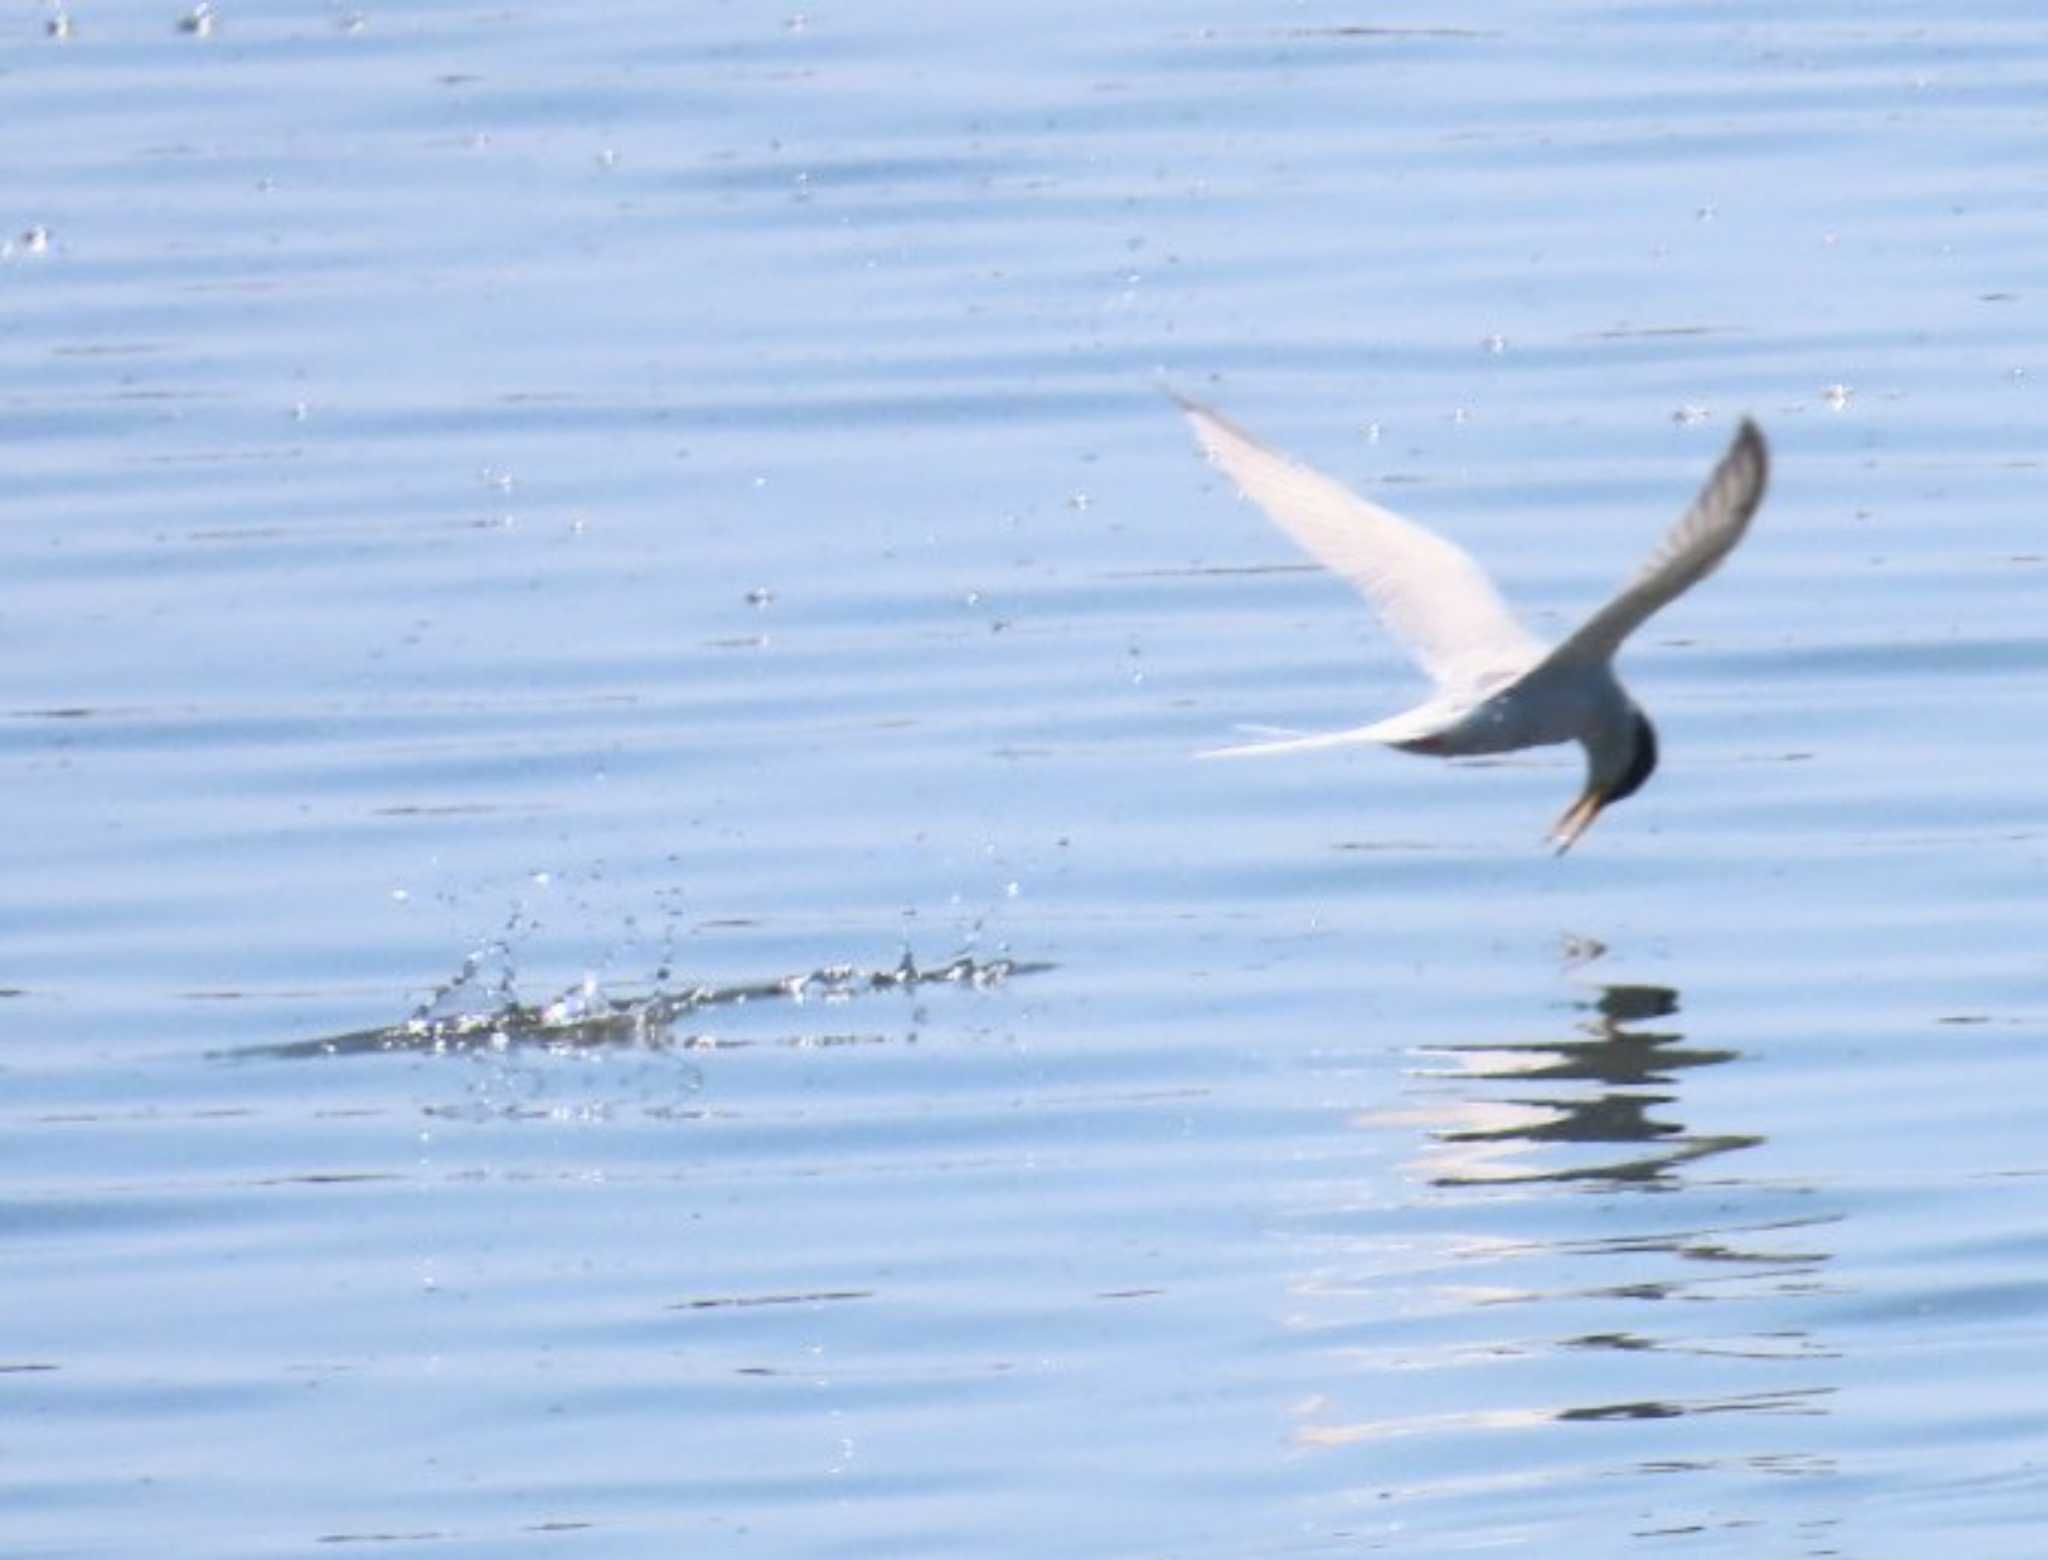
[223, 947, 1050, 1062]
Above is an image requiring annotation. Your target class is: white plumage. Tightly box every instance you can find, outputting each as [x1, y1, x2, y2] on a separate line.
[1178, 396, 1769, 851]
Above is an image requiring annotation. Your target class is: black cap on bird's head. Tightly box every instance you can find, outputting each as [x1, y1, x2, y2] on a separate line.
[1550, 711, 1659, 854]
[1607, 711, 1659, 805]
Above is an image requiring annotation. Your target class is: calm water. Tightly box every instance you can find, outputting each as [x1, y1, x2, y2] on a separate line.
[8, 2, 2048, 1554]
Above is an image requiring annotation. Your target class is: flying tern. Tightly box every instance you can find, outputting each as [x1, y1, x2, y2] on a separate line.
[1178, 398, 1769, 852]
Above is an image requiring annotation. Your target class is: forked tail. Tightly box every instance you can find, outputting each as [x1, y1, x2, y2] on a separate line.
[1200, 724, 1392, 760]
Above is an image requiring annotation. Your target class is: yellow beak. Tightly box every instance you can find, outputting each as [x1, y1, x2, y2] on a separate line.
[1550, 787, 1608, 856]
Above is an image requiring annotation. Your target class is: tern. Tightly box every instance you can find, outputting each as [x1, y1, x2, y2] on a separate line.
[1178, 398, 1769, 852]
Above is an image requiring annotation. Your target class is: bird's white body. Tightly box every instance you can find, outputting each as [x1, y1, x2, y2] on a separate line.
[1179, 397, 1769, 850]
[1252, 648, 1627, 755]
[1396, 660, 1628, 755]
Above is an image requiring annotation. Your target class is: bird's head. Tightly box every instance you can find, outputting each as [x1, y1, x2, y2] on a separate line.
[1551, 710, 1658, 854]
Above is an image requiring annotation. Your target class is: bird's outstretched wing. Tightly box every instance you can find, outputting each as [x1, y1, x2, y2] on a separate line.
[1544, 418, 1769, 670]
[1177, 395, 1545, 693]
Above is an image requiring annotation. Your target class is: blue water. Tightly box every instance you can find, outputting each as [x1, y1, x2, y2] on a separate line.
[8, 2, 2048, 1554]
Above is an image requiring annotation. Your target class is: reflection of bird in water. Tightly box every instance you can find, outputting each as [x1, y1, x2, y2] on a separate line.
[1409, 981, 1758, 1188]
[1177, 398, 1769, 851]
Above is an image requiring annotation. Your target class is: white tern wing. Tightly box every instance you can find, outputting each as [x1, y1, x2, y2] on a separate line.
[1178, 396, 1546, 693]
[1544, 418, 1769, 669]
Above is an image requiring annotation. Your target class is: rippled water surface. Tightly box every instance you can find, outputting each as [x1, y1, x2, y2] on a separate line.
[10, 3, 2048, 1554]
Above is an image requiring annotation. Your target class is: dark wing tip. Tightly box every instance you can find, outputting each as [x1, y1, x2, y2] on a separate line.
[1169, 392, 1270, 461]
[1714, 417, 1769, 529]
[1734, 416, 1769, 486]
